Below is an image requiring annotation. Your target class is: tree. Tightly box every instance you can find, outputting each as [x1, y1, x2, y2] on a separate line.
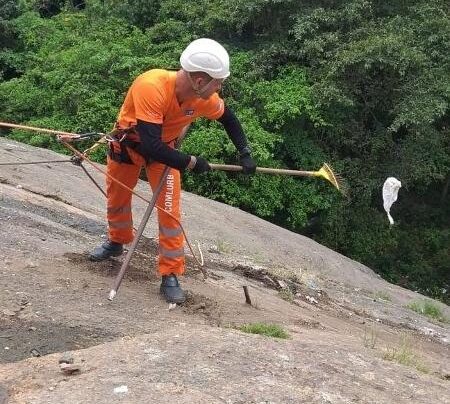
[0, 0, 448, 301]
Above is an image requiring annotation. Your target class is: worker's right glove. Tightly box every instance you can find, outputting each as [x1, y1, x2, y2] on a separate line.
[191, 156, 211, 174]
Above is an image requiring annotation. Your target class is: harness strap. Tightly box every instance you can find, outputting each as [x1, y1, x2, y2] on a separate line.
[108, 126, 175, 165]
[107, 127, 140, 164]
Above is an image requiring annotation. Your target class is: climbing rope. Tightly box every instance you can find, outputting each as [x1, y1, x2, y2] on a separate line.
[0, 159, 72, 166]
[60, 141, 205, 272]
[0, 122, 205, 272]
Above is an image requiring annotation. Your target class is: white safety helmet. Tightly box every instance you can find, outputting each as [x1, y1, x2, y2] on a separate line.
[180, 38, 230, 79]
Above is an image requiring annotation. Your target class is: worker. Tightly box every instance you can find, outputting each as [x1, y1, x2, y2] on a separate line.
[90, 38, 256, 304]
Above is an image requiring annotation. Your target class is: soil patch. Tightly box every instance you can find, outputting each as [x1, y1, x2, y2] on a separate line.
[0, 316, 120, 363]
[182, 291, 223, 326]
[63, 236, 161, 282]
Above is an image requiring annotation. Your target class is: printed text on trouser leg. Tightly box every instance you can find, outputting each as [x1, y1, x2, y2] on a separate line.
[164, 173, 174, 212]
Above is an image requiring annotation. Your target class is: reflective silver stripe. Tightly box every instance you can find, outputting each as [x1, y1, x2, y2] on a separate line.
[159, 225, 183, 237]
[159, 246, 185, 259]
[108, 220, 132, 229]
[107, 206, 131, 214]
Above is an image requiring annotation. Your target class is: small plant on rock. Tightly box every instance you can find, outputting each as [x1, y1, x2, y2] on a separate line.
[383, 335, 428, 373]
[237, 323, 289, 339]
[406, 300, 447, 322]
[374, 291, 392, 302]
[362, 326, 378, 349]
[278, 288, 294, 303]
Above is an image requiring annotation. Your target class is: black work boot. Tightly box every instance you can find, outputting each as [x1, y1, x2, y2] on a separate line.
[89, 240, 123, 261]
[160, 274, 186, 304]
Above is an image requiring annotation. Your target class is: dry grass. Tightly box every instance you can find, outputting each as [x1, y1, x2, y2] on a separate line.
[374, 290, 392, 302]
[362, 326, 378, 349]
[278, 288, 295, 303]
[383, 335, 429, 373]
[215, 238, 232, 253]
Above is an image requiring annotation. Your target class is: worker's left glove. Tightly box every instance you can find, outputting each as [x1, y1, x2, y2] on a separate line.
[239, 147, 256, 175]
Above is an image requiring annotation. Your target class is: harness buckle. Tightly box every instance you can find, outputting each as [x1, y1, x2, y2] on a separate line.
[105, 131, 127, 143]
[70, 155, 84, 166]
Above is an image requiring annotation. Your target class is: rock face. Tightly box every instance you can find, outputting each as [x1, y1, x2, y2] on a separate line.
[0, 138, 449, 403]
[2, 326, 450, 404]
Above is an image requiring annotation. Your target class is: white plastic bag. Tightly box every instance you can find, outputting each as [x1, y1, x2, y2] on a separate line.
[382, 177, 402, 225]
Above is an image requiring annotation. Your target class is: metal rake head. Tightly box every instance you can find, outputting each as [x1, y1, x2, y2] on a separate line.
[314, 163, 349, 196]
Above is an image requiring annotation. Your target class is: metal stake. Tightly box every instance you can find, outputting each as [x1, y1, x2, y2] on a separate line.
[108, 126, 189, 301]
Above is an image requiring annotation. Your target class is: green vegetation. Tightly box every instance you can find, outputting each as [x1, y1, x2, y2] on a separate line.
[383, 336, 429, 373]
[278, 288, 295, 303]
[406, 300, 447, 322]
[0, 0, 448, 303]
[237, 323, 290, 339]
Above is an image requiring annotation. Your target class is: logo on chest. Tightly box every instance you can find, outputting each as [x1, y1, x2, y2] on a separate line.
[184, 109, 195, 116]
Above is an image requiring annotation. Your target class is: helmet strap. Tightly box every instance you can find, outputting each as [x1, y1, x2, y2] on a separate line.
[187, 72, 215, 96]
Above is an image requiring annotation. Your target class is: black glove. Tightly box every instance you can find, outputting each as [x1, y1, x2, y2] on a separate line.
[192, 156, 211, 174]
[239, 148, 256, 175]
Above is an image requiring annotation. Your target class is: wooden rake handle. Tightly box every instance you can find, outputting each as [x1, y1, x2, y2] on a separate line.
[209, 163, 316, 177]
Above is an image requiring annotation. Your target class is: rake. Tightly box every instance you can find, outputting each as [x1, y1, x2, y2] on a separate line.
[209, 162, 348, 195]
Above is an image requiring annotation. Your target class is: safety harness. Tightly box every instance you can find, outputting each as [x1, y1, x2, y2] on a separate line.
[106, 125, 176, 166]
[106, 127, 140, 164]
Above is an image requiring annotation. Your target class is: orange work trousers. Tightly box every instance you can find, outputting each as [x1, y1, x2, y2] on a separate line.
[106, 146, 184, 276]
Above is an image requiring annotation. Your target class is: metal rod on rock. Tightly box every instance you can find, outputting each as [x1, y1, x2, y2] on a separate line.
[108, 166, 170, 301]
[108, 126, 190, 301]
[243, 285, 252, 305]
